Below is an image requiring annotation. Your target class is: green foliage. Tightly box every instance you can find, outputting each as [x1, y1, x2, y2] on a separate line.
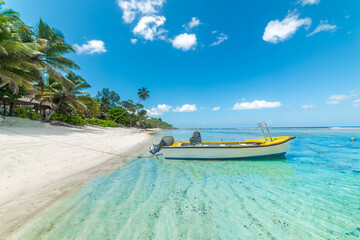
[108, 107, 129, 124]
[51, 112, 59, 121]
[87, 118, 118, 127]
[15, 107, 41, 119]
[144, 117, 173, 129]
[30, 112, 42, 119]
[77, 95, 100, 118]
[51, 112, 67, 122]
[0, 3, 173, 129]
[51, 112, 86, 126]
[95, 88, 120, 113]
[59, 113, 67, 122]
[137, 87, 150, 101]
[66, 115, 86, 126]
[0, 85, 27, 101]
[15, 107, 29, 118]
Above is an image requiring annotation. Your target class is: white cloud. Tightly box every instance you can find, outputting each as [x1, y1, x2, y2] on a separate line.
[326, 91, 359, 104]
[354, 99, 360, 107]
[133, 15, 166, 41]
[172, 33, 197, 51]
[173, 104, 198, 112]
[183, 17, 201, 30]
[232, 100, 282, 110]
[157, 104, 172, 112]
[301, 104, 316, 110]
[130, 39, 138, 44]
[74, 40, 107, 54]
[117, 0, 165, 23]
[210, 32, 228, 46]
[263, 11, 311, 44]
[307, 20, 337, 37]
[326, 94, 349, 104]
[299, 0, 320, 6]
[212, 107, 221, 111]
[146, 104, 172, 116]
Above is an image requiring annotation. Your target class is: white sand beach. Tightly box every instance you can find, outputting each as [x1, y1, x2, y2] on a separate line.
[0, 118, 154, 239]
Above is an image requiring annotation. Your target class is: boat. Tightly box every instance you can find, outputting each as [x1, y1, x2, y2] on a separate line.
[150, 122, 295, 160]
[161, 136, 294, 160]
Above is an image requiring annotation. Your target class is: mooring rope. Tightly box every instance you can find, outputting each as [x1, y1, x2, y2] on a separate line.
[0, 126, 157, 159]
[296, 138, 323, 154]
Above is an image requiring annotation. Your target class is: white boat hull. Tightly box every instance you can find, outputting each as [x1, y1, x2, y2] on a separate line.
[161, 140, 291, 160]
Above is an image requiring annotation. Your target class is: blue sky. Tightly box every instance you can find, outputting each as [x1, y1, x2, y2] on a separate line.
[6, 0, 360, 127]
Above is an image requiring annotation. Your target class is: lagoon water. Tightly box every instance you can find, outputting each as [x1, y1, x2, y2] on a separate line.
[17, 128, 360, 239]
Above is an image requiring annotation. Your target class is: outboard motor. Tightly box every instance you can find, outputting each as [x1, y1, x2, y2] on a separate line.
[150, 135, 174, 154]
[190, 131, 202, 145]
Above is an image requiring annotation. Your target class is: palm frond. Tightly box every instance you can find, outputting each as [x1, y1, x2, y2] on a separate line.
[0, 44, 7, 55]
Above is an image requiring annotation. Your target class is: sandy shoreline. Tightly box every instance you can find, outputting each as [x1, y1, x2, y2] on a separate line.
[0, 118, 155, 239]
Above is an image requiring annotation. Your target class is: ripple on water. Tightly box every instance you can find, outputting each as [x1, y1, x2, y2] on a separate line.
[16, 128, 360, 240]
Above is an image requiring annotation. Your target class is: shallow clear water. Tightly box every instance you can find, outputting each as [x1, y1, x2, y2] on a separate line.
[17, 128, 360, 239]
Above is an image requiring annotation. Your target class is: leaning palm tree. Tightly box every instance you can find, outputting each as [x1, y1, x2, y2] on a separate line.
[113, 87, 150, 122]
[0, 5, 42, 93]
[38, 76, 87, 120]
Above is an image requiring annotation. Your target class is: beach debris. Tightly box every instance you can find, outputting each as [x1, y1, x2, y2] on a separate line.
[304, 132, 306, 134]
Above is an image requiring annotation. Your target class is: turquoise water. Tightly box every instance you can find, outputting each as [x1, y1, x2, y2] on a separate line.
[17, 128, 360, 239]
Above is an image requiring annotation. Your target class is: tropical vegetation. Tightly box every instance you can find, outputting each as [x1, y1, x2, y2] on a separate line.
[0, 1, 173, 129]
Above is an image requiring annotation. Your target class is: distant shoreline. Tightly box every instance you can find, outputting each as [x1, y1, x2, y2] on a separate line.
[0, 118, 155, 239]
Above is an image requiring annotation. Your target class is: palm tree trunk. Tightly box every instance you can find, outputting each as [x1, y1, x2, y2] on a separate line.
[46, 99, 63, 121]
[9, 103, 14, 116]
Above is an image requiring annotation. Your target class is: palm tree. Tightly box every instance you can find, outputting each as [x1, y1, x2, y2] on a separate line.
[137, 87, 150, 104]
[66, 73, 91, 96]
[39, 76, 87, 120]
[95, 88, 120, 114]
[113, 87, 150, 122]
[31, 19, 78, 90]
[0, 5, 42, 93]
